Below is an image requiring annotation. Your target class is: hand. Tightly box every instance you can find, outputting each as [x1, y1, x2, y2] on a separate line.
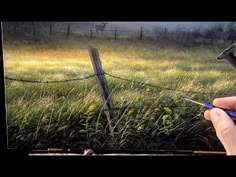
[204, 97, 236, 155]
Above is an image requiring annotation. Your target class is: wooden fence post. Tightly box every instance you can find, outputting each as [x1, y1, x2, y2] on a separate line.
[49, 24, 52, 36]
[6, 23, 10, 34]
[67, 24, 70, 37]
[14, 23, 16, 34]
[88, 47, 115, 135]
[114, 28, 117, 40]
[140, 26, 143, 40]
[163, 27, 167, 39]
[90, 28, 93, 38]
[33, 22, 36, 36]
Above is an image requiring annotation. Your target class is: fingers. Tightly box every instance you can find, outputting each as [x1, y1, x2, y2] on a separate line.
[210, 108, 236, 155]
[213, 97, 236, 110]
[204, 97, 236, 155]
[204, 110, 211, 120]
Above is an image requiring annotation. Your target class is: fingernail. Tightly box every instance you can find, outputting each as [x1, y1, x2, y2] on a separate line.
[210, 108, 225, 121]
[210, 108, 227, 121]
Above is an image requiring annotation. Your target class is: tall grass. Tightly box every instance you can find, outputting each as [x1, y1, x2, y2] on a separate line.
[4, 35, 235, 151]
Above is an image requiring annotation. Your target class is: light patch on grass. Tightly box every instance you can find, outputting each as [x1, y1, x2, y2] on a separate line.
[134, 71, 145, 77]
[38, 96, 56, 106]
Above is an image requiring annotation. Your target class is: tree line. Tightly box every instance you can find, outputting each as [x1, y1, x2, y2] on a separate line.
[153, 22, 236, 46]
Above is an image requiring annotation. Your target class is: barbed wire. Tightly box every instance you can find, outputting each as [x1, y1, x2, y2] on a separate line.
[104, 72, 236, 95]
[5, 74, 95, 83]
[5, 71, 236, 96]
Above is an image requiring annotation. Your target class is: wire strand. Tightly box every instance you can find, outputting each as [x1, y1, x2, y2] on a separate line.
[5, 74, 95, 83]
[104, 72, 236, 95]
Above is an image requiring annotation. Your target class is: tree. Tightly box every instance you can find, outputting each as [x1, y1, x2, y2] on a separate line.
[153, 26, 164, 39]
[191, 28, 203, 44]
[225, 22, 236, 44]
[204, 24, 224, 45]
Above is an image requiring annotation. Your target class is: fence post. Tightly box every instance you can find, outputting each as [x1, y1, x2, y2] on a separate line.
[163, 27, 167, 39]
[90, 28, 93, 38]
[88, 47, 115, 136]
[140, 26, 143, 40]
[49, 24, 52, 36]
[114, 28, 117, 40]
[67, 24, 70, 37]
[6, 23, 10, 34]
[33, 22, 36, 36]
[14, 23, 16, 34]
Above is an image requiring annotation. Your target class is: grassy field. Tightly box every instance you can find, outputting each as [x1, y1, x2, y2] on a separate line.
[3, 35, 236, 151]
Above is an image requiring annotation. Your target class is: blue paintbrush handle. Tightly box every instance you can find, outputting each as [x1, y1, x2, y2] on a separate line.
[204, 103, 236, 119]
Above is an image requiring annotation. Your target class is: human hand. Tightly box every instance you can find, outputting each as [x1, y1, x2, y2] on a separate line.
[204, 97, 236, 155]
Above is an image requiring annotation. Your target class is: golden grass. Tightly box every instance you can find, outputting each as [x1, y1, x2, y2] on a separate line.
[4, 36, 236, 150]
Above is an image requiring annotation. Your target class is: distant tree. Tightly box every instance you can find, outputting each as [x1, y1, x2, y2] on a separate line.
[153, 26, 164, 39]
[4, 22, 17, 33]
[225, 22, 236, 44]
[214, 24, 224, 42]
[162, 27, 168, 39]
[191, 28, 203, 44]
[175, 29, 193, 46]
[205, 29, 215, 44]
[204, 25, 224, 45]
[153, 26, 170, 43]
[191, 28, 202, 38]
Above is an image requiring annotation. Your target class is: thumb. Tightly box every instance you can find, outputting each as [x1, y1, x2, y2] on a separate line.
[210, 108, 236, 155]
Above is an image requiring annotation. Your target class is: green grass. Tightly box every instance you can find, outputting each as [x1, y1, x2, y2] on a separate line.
[4, 35, 236, 151]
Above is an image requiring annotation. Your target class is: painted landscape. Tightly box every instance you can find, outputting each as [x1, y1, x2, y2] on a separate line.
[3, 22, 236, 152]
